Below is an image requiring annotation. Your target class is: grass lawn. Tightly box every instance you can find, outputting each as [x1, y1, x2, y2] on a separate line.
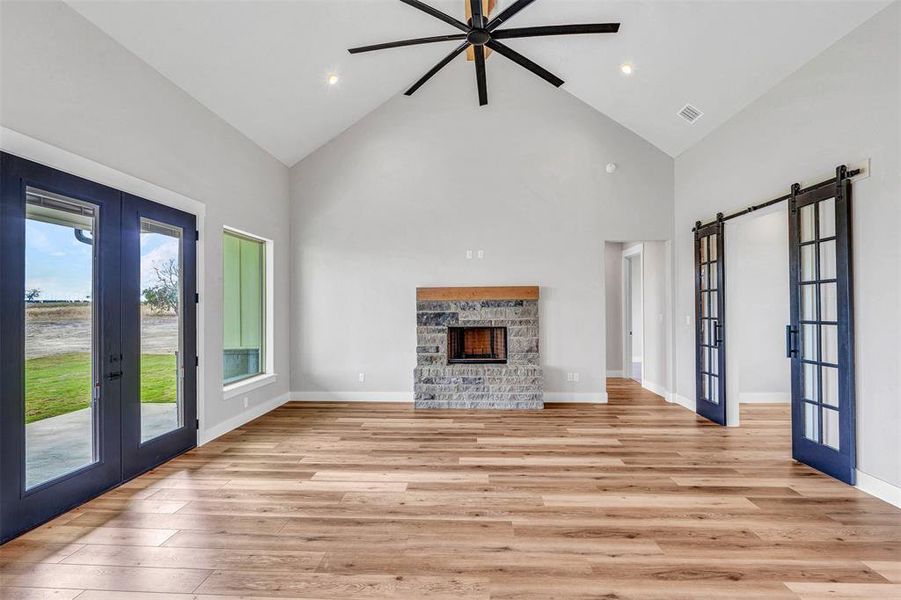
[25, 352, 177, 423]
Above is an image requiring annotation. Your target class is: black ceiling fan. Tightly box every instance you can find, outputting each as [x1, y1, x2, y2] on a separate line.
[348, 0, 620, 106]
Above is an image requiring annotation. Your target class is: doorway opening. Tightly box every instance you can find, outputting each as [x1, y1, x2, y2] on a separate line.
[724, 203, 791, 427]
[605, 241, 672, 401]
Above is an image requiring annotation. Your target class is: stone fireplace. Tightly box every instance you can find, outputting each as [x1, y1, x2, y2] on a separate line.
[414, 286, 542, 409]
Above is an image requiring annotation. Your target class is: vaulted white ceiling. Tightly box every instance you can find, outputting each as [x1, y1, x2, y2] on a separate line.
[68, 0, 889, 166]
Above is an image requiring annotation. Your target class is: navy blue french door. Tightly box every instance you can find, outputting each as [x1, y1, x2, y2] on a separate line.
[694, 218, 726, 425]
[120, 193, 197, 481]
[0, 153, 197, 542]
[787, 167, 856, 484]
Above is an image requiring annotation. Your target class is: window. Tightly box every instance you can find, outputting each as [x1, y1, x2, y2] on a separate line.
[223, 230, 266, 385]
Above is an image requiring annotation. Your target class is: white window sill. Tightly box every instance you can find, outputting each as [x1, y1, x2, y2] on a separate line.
[223, 373, 278, 399]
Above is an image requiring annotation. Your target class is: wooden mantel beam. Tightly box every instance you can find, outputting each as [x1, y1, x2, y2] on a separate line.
[417, 286, 539, 301]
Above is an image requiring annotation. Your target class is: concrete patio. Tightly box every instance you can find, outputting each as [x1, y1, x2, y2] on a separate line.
[25, 403, 178, 488]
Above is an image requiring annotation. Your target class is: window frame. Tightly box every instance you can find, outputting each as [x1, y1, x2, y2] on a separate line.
[221, 226, 274, 394]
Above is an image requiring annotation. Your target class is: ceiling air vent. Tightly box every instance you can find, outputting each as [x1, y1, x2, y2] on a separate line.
[678, 104, 703, 124]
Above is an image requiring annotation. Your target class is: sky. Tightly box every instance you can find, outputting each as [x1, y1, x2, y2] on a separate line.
[25, 219, 179, 301]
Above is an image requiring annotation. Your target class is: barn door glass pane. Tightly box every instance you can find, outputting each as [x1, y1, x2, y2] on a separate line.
[24, 189, 97, 489]
[139, 219, 183, 443]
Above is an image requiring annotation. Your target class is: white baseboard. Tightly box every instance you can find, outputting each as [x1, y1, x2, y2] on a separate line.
[544, 392, 608, 403]
[641, 380, 672, 401]
[198, 392, 291, 445]
[856, 470, 901, 509]
[606, 370, 624, 377]
[739, 392, 791, 404]
[291, 391, 414, 402]
[671, 393, 696, 412]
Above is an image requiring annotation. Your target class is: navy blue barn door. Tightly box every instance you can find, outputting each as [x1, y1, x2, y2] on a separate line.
[787, 167, 856, 484]
[0, 153, 197, 542]
[694, 218, 727, 425]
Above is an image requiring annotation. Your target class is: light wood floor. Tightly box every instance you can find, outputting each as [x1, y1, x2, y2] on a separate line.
[2, 379, 900, 599]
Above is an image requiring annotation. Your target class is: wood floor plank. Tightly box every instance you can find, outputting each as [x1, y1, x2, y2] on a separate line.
[195, 571, 489, 599]
[2, 379, 899, 599]
[0, 562, 211, 593]
[60, 544, 324, 571]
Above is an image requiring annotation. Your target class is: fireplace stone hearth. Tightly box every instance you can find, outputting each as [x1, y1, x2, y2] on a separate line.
[414, 286, 542, 409]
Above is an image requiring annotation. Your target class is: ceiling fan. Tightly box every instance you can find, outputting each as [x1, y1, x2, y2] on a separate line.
[348, 0, 620, 106]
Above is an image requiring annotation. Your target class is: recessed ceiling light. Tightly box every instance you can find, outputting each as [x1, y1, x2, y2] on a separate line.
[327, 73, 340, 86]
[620, 63, 633, 75]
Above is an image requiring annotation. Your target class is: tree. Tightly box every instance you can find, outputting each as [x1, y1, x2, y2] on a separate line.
[142, 258, 179, 314]
[25, 288, 41, 302]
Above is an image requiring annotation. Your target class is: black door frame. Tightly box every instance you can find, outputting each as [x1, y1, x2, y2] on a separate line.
[787, 166, 856, 484]
[694, 217, 727, 425]
[0, 153, 197, 542]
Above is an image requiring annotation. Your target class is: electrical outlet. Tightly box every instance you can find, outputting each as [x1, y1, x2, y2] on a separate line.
[477, 249, 484, 259]
[573, 372, 580, 382]
[466, 250, 473, 259]
[358, 372, 365, 383]
[243, 397, 249, 408]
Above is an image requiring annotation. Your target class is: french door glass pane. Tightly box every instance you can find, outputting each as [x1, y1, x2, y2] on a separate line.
[710, 376, 719, 404]
[139, 219, 183, 443]
[709, 234, 717, 260]
[24, 188, 97, 489]
[823, 408, 839, 449]
[710, 292, 718, 317]
[801, 325, 817, 360]
[801, 284, 816, 321]
[801, 245, 816, 281]
[818, 198, 836, 238]
[821, 324, 838, 364]
[822, 366, 839, 407]
[819, 240, 837, 280]
[803, 363, 818, 402]
[799, 204, 815, 242]
[700, 239, 707, 263]
[804, 402, 819, 441]
[820, 282, 837, 322]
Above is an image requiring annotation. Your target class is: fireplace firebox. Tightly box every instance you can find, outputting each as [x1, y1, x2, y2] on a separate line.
[447, 326, 507, 364]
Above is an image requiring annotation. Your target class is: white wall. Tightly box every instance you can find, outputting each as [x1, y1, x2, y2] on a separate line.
[641, 241, 669, 394]
[290, 57, 674, 399]
[674, 3, 900, 487]
[0, 1, 292, 435]
[726, 205, 791, 404]
[604, 242, 623, 374]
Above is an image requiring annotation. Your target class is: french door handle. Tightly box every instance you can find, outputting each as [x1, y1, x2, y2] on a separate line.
[785, 325, 797, 358]
[106, 371, 123, 381]
[713, 321, 723, 347]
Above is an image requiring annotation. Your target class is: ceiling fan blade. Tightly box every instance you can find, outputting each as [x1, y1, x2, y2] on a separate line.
[485, 0, 538, 31]
[399, 0, 470, 33]
[492, 23, 621, 39]
[486, 40, 563, 88]
[469, 0, 484, 29]
[474, 44, 488, 106]
[405, 41, 470, 96]
[348, 33, 466, 54]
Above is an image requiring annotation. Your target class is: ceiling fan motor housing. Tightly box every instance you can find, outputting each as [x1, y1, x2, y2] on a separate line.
[467, 29, 491, 45]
